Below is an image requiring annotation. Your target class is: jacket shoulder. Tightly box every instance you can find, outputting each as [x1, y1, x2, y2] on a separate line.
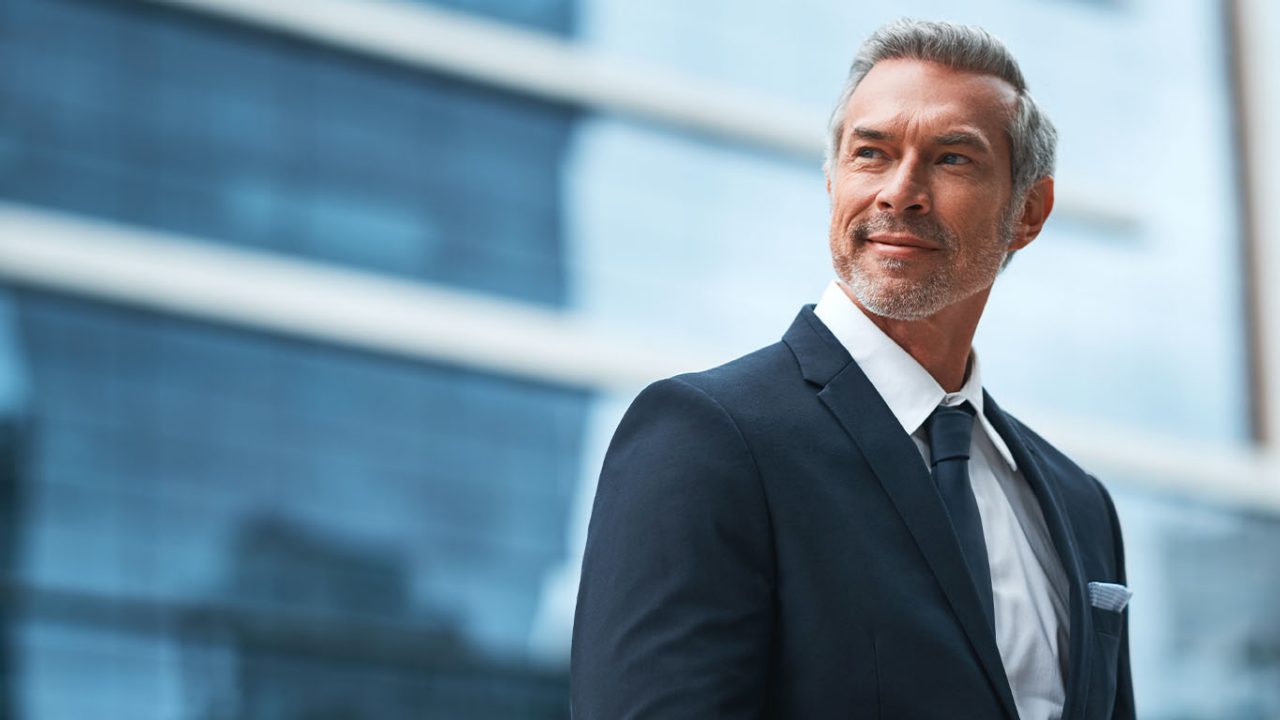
[1004, 413, 1106, 484]
[679, 340, 796, 384]
[664, 340, 804, 411]
[1004, 415, 1090, 480]
[1001, 412, 1122, 540]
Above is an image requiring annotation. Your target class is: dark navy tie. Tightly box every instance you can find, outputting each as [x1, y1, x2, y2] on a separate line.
[924, 402, 996, 630]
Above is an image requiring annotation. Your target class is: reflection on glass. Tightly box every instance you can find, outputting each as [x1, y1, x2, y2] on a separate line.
[8, 292, 586, 717]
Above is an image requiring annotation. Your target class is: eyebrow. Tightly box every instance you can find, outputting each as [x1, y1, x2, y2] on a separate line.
[851, 126, 891, 142]
[850, 126, 992, 153]
[933, 131, 991, 151]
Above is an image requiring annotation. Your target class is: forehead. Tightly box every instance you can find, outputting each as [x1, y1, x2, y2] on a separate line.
[845, 59, 1018, 146]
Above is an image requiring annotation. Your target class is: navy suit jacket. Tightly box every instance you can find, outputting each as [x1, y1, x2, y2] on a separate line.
[571, 306, 1134, 719]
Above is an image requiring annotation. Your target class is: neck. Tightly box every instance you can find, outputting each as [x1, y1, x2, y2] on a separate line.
[838, 282, 989, 393]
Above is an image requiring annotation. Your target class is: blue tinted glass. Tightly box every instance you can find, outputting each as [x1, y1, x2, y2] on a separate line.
[1108, 483, 1280, 717]
[403, 0, 576, 36]
[6, 290, 586, 717]
[0, 0, 575, 307]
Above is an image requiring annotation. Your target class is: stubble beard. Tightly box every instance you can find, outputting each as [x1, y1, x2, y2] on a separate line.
[832, 210, 1016, 321]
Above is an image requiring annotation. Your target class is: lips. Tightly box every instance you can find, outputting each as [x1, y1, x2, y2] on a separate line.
[864, 234, 941, 259]
[865, 233, 939, 250]
[850, 216, 952, 259]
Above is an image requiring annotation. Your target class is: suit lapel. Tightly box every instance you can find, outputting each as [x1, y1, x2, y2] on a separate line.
[784, 309, 1020, 720]
[983, 392, 1093, 720]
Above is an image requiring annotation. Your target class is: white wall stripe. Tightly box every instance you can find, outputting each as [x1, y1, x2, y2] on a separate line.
[151, 0, 821, 157]
[0, 203, 1276, 514]
[0, 202, 717, 391]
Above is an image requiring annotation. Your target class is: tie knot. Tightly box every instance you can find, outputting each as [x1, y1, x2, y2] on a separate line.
[925, 402, 976, 466]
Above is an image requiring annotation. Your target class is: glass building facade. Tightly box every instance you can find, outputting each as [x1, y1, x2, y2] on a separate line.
[1, 0, 1278, 717]
[2, 0, 585, 716]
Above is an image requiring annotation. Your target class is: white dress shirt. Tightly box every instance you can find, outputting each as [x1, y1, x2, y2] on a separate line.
[814, 280, 1071, 720]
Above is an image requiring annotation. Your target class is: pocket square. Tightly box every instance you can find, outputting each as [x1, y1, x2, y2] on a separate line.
[1088, 581, 1132, 612]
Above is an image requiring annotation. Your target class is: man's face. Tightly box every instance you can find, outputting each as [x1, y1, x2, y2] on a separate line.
[826, 59, 1031, 321]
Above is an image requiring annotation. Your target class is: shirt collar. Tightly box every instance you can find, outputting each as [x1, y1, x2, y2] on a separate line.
[813, 280, 1018, 471]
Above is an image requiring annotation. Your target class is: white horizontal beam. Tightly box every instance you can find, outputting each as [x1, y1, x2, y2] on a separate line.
[0, 202, 717, 391]
[0, 202, 1275, 514]
[144, 0, 1134, 231]
[150, 0, 820, 157]
[1022, 412, 1280, 515]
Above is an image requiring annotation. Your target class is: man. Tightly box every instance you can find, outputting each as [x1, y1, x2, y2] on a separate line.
[571, 19, 1133, 720]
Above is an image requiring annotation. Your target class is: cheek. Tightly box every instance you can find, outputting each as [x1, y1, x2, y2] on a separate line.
[829, 185, 873, 229]
[935, 186, 1006, 228]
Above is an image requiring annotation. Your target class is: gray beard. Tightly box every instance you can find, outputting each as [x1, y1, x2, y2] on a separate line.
[845, 256, 961, 320]
[839, 209, 1016, 321]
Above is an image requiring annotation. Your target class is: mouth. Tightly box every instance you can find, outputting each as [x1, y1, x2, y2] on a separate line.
[864, 233, 940, 258]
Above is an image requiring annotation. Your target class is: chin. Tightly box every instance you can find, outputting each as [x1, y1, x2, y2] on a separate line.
[855, 255, 925, 284]
[843, 267, 952, 321]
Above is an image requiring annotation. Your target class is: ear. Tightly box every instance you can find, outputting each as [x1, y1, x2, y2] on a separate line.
[1009, 176, 1054, 252]
[824, 163, 832, 197]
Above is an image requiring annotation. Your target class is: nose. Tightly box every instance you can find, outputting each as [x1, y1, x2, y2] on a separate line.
[875, 158, 931, 215]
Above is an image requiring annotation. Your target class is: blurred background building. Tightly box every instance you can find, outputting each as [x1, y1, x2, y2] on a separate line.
[0, 0, 1278, 717]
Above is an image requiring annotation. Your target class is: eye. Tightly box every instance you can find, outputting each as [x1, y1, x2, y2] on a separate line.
[852, 146, 885, 161]
[939, 152, 971, 165]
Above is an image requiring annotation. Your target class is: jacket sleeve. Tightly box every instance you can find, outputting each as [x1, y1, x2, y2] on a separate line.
[1099, 480, 1136, 720]
[570, 377, 775, 720]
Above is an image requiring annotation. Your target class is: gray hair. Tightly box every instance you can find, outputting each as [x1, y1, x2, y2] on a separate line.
[825, 19, 1057, 200]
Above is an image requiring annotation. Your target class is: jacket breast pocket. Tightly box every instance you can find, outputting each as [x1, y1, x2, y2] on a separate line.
[1087, 605, 1123, 717]
[1092, 604, 1124, 637]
